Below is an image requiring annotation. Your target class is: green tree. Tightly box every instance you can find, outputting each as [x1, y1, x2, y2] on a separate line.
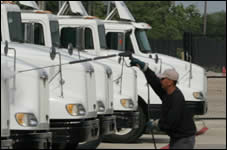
[45, 1, 58, 14]
[125, 1, 202, 40]
[206, 11, 226, 37]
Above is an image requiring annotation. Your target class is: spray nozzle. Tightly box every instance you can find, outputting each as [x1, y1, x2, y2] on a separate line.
[118, 51, 132, 58]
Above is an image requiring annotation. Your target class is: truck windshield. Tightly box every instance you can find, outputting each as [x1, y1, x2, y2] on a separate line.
[97, 24, 107, 49]
[7, 12, 24, 43]
[50, 21, 60, 48]
[135, 29, 152, 53]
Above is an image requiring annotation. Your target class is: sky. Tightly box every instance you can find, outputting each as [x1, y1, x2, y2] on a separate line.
[175, 1, 226, 14]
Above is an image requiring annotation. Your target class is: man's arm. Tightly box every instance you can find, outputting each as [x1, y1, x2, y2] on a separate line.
[129, 57, 166, 100]
[143, 68, 166, 100]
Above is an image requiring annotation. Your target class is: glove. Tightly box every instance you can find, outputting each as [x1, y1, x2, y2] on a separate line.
[130, 57, 148, 72]
[153, 119, 159, 128]
[146, 119, 160, 131]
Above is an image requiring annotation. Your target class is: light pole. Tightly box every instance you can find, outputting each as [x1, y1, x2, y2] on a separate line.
[107, 1, 111, 16]
[59, 1, 65, 11]
[38, 1, 46, 10]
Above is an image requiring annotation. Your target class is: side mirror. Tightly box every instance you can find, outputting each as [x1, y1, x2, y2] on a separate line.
[68, 43, 73, 55]
[155, 54, 159, 64]
[50, 46, 56, 60]
[149, 54, 152, 59]
[76, 27, 84, 51]
[4, 41, 8, 56]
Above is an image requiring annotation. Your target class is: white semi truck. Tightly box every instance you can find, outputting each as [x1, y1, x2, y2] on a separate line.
[104, 1, 208, 140]
[57, 1, 207, 143]
[20, 7, 116, 148]
[1, 43, 51, 149]
[104, 1, 208, 117]
[57, 1, 140, 143]
[1, 2, 100, 149]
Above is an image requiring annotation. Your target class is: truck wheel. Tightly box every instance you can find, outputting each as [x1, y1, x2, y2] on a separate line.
[52, 142, 78, 149]
[65, 142, 79, 149]
[102, 106, 146, 143]
[76, 136, 102, 149]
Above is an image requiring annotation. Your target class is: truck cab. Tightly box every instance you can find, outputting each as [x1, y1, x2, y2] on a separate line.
[104, 1, 208, 118]
[1, 45, 51, 149]
[57, 1, 140, 143]
[104, 20, 208, 114]
[1, 2, 99, 149]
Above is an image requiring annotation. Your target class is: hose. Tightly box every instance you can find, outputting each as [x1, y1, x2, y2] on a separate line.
[147, 84, 157, 149]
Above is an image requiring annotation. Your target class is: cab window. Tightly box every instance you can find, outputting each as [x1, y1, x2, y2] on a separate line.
[23, 23, 45, 46]
[60, 27, 94, 50]
[84, 28, 94, 49]
[106, 32, 124, 51]
[125, 32, 134, 52]
[60, 27, 77, 48]
[8, 12, 24, 43]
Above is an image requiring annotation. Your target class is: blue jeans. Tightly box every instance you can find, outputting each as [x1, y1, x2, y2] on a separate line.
[170, 135, 195, 149]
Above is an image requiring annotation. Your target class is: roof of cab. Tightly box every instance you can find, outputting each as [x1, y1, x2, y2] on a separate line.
[21, 10, 57, 21]
[1, 3, 20, 13]
[104, 20, 152, 30]
[57, 16, 103, 26]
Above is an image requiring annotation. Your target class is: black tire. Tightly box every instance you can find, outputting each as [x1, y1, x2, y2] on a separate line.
[52, 142, 78, 149]
[76, 136, 102, 149]
[102, 106, 146, 143]
[65, 142, 79, 149]
[52, 143, 64, 149]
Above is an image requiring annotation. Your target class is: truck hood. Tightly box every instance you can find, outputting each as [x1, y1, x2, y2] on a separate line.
[138, 52, 207, 95]
[1, 42, 96, 115]
[99, 49, 207, 96]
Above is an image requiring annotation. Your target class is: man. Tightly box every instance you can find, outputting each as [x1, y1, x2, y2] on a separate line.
[130, 57, 196, 149]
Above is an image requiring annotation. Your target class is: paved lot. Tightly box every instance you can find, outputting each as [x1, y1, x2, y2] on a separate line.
[98, 77, 226, 149]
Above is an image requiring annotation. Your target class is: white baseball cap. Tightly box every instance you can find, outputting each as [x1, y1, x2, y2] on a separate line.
[159, 69, 179, 81]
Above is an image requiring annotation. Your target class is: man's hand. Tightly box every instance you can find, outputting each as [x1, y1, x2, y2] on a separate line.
[153, 119, 159, 128]
[130, 57, 147, 71]
[146, 119, 160, 132]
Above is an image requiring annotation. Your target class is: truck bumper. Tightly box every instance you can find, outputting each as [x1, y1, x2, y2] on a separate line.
[114, 111, 140, 129]
[10, 131, 52, 149]
[1, 139, 13, 149]
[149, 101, 208, 119]
[50, 119, 100, 144]
[98, 115, 116, 136]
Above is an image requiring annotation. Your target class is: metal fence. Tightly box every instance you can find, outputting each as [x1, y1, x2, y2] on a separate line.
[150, 39, 182, 58]
[149, 35, 226, 71]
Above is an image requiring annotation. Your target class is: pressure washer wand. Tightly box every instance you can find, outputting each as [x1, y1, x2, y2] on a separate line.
[16, 52, 132, 74]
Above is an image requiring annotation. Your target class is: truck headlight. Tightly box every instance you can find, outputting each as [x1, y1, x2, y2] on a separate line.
[15, 113, 38, 127]
[66, 104, 86, 116]
[193, 92, 204, 99]
[120, 99, 134, 108]
[97, 101, 105, 112]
